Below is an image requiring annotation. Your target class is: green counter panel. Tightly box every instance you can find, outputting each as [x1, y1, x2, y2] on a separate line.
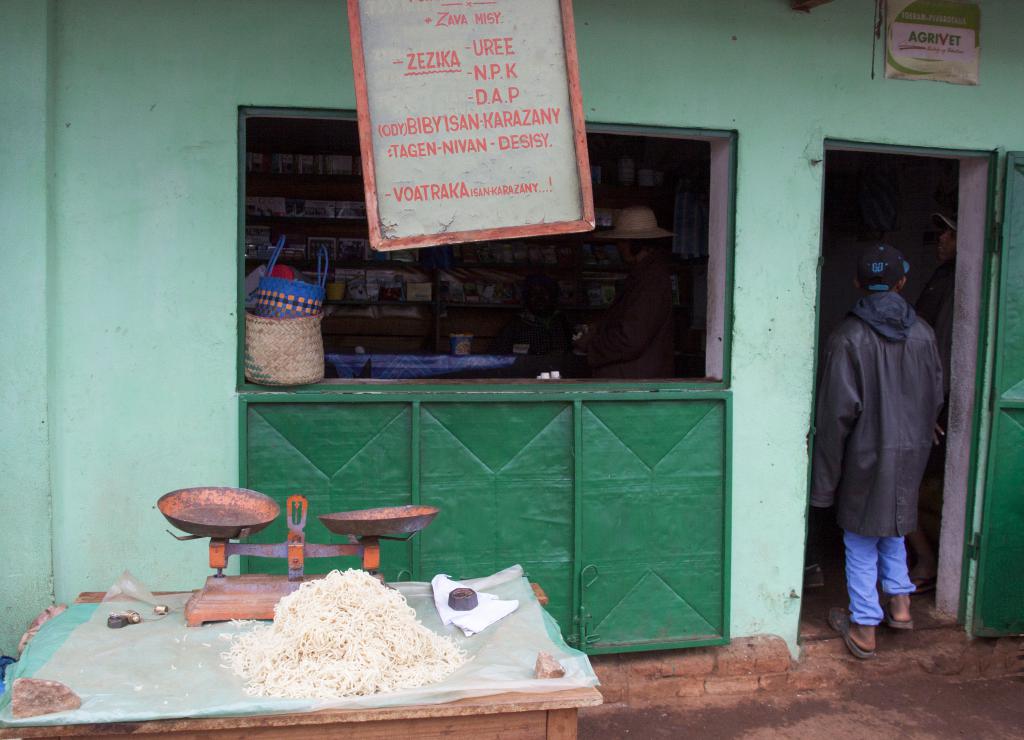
[245, 403, 415, 581]
[242, 394, 729, 652]
[419, 402, 575, 632]
[578, 401, 726, 651]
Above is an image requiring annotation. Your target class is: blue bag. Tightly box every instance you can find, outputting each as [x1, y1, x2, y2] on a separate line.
[254, 237, 329, 317]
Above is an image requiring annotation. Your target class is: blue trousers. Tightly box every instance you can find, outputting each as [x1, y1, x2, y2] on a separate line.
[843, 530, 916, 626]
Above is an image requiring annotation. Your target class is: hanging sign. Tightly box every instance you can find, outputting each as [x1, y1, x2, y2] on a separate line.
[886, 1, 980, 86]
[347, 0, 594, 251]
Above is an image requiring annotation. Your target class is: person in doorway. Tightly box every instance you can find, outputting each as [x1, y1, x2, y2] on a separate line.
[811, 244, 944, 659]
[573, 206, 675, 378]
[490, 274, 572, 356]
[906, 213, 957, 592]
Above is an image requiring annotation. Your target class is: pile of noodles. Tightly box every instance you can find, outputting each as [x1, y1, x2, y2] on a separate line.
[223, 569, 466, 698]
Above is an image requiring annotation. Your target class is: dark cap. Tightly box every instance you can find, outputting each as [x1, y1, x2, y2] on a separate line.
[857, 244, 909, 292]
[932, 212, 957, 232]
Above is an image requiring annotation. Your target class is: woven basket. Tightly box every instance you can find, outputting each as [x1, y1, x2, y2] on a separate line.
[244, 312, 324, 386]
[253, 237, 329, 318]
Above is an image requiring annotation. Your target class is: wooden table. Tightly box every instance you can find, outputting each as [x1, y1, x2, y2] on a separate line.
[1, 588, 600, 739]
[0, 688, 602, 739]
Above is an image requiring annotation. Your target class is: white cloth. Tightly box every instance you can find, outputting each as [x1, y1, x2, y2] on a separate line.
[431, 574, 519, 637]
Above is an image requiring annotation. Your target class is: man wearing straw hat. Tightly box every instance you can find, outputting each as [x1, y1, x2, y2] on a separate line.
[574, 206, 675, 379]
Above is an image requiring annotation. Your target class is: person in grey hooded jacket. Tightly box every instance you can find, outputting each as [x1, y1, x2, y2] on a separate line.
[811, 244, 944, 659]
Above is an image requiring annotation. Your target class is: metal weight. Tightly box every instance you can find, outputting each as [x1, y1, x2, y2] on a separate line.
[448, 587, 478, 611]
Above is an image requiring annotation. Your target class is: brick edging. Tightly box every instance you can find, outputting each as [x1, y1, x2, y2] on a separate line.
[591, 632, 1024, 708]
[591, 636, 793, 707]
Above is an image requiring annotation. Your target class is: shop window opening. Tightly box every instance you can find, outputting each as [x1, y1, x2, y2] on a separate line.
[240, 110, 731, 383]
[802, 145, 990, 640]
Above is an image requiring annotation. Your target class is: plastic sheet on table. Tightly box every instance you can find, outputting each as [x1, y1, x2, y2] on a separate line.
[0, 566, 597, 728]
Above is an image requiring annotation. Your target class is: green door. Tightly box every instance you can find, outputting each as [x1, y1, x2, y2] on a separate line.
[973, 152, 1024, 636]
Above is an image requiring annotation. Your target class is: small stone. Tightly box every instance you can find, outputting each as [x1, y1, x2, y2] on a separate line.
[535, 651, 566, 679]
[11, 678, 82, 718]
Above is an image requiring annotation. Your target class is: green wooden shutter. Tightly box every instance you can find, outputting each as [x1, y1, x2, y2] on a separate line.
[245, 403, 415, 581]
[418, 402, 576, 634]
[242, 394, 730, 652]
[577, 400, 728, 652]
[973, 152, 1024, 636]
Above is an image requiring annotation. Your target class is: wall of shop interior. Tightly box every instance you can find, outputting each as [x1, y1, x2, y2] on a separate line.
[3, 0, 1024, 655]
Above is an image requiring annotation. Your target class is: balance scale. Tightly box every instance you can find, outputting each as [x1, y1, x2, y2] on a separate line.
[157, 487, 438, 626]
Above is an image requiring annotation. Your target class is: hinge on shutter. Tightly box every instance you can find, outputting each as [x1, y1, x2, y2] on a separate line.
[991, 221, 1003, 254]
[966, 532, 982, 560]
[566, 614, 580, 647]
[578, 606, 601, 647]
[577, 564, 601, 648]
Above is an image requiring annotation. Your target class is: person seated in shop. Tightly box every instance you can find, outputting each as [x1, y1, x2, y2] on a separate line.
[490, 274, 573, 356]
[573, 206, 675, 379]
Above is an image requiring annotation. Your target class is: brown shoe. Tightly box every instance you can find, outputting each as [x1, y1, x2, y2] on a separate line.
[828, 607, 876, 659]
[885, 594, 914, 630]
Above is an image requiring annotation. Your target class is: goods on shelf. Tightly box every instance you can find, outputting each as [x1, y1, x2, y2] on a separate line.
[451, 242, 572, 267]
[246, 152, 359, 176]
[246, 197, 365, 220]
[439, 268, 524, 307]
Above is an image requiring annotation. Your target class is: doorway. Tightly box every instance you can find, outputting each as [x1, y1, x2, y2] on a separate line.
[801, 143, 991, 640]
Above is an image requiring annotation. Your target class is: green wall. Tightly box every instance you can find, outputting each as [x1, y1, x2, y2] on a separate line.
[0, 0, 55, 656]
[3, 0, 1023, 655]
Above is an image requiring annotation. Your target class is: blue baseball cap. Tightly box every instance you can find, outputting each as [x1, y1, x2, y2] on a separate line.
[857, 244, 909, 292]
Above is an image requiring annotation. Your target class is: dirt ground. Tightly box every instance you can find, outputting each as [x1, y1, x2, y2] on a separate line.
[580, 673, 1024, 739]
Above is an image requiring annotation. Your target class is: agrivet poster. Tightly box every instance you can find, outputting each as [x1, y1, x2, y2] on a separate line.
[886, 1, 980, 85]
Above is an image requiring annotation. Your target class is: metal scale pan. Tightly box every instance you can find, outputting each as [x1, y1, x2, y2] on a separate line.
[158, 487, 280, 540]
[318, 505, 439, 538]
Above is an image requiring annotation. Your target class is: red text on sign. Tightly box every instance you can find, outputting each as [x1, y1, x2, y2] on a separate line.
[474, 12, 501, 25]
[406, 49, 461, 72]
[498, 133, 550, 150]
[473, 63, 517, 80]
[435, 12, 468, 27]
[472, 37, 515, 56]
[475, 86, 519, 104]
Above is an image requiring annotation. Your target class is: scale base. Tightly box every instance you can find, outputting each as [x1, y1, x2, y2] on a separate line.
[184, 574, 319, 627]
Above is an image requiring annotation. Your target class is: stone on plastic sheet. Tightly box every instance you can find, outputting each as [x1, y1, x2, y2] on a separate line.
[534, 651, 566, 679]
[11, 678, 82, 718]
